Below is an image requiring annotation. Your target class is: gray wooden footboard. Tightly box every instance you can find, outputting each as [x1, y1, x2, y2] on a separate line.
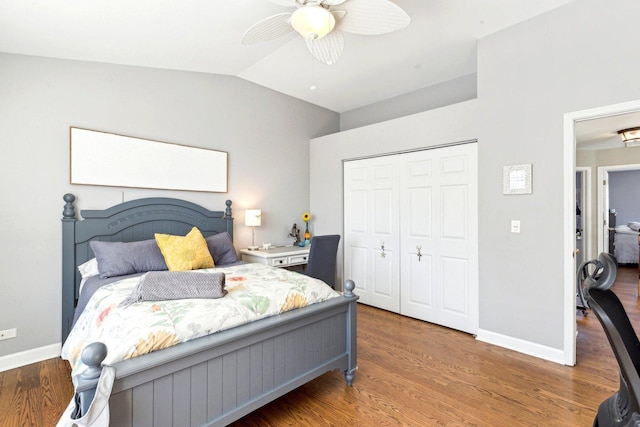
[75, 282, 358, 427]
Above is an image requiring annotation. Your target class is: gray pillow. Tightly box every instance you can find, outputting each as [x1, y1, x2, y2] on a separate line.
[205, 232, 239, 265]
[90, 239, 168, 278]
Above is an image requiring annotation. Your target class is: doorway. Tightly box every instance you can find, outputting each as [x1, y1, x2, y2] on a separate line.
[597, 165, 640, 256]
[575, 167, 591, 267]
[564, 99, 640, 366]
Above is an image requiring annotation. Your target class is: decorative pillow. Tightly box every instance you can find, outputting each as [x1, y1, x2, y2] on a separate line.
[78, 257, 99, 279]
[205, 232, 239, 265]
[90, 239, 168, 279]
[155, 227, 214, 271]
[120, 271, 227, 307]
[629, 222, 640, 232]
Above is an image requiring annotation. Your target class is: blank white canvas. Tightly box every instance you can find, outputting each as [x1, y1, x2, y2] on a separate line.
[70, 127, 227, 192]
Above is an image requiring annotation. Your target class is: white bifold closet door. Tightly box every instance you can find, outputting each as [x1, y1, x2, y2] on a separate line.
[343, 143, 478, 334]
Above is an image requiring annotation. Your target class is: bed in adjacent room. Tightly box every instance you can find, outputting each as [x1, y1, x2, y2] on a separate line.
[59, 194, 358, 426]
[613, 222, 640, 264]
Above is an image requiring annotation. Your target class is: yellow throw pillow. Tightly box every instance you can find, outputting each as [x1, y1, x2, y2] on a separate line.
[155, 227, 214, 271]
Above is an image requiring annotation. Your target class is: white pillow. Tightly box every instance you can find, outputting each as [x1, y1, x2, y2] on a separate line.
[78, 257, 99, 279]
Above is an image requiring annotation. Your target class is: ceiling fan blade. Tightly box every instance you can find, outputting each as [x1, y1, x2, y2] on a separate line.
[242, 13, 294, 45]
[321, 0, 347, 5]
[305, 29, 344, 65]
[337, 0, 410, 35]
[265, 0, 298, 6]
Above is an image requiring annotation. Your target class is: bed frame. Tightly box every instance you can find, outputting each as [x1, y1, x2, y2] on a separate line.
[61, 194, 358, 426]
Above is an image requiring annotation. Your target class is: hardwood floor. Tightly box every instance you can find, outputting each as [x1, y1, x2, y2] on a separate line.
[2, 267, 637, 426]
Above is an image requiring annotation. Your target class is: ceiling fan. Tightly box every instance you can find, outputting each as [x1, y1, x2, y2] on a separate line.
[242, 0, 410, 65]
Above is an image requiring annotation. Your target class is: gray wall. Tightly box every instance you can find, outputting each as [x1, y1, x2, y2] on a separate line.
[0, 53, 338, 362]
[609, 170, 640, 225]
[339, 73, 477, 131]
[478, 0, 640, 350]
[311, 0, 640, 358]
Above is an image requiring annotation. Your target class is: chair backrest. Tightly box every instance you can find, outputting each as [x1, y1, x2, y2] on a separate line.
[583, 252, 640, 426]
[304, 235, 340, 288]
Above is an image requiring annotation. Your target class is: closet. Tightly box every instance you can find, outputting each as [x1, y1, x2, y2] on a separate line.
[343, 143, 478, 334]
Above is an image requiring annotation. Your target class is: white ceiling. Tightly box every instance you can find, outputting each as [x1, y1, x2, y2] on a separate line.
[576, 112, 640, 151]
[0, 0, 576, 113]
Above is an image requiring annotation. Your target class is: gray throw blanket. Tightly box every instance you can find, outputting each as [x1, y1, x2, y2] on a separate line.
[120, 271, 226, 307]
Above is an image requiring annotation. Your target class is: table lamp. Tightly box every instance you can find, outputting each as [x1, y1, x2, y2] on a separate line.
[245, 209, 261, 250]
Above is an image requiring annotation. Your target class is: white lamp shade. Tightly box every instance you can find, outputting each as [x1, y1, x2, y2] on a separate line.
[245, 210, 262, 227]
[290, 5, 335, 40]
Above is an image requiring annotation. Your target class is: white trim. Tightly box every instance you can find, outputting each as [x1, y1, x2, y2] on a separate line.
[0, 343, 61, 373]
[575, 167, 592, 262]
[476, 329, 565, 365]
[563, 99, 640, 367]
[563, 111, 578, 366]
[597, 163, 640, 252]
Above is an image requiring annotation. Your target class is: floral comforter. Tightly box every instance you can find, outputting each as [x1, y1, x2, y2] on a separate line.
[61, 263, 340, 375]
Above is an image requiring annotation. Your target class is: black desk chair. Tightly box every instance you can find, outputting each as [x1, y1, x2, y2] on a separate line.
[301, 235, 340, 288]
[583, 252, 640, 427]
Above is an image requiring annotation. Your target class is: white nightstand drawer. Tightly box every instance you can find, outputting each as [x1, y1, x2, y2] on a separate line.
[269, 257, 289, 267]
[288, 254, 309, 265]
[240, 246, 310, 270]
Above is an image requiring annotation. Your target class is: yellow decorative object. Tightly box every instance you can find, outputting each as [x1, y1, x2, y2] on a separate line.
[155, 227, 214, 271]
[280, 293, 308, 312]
[302, 212, 311, 242]
[126, 331, 180, 358]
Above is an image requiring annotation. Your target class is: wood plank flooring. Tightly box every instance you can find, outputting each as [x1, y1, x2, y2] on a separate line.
[2, 267, 636, 426]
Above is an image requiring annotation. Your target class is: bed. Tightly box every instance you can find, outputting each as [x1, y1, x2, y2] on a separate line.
[613, 225, 639, 264]
[60, 194, 358, 426]
[607, 211, 639, 265]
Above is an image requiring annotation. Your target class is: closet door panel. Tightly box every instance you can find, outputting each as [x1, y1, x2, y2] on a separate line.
[400, 152, 436, 320]
[435, 146, 478, 334]
[344, 143, 477, 334]
[407, 254, 433, 306]
[346, 245, 368, 297]
[440, 257, 468, 315]
[344, 156, 400, 312]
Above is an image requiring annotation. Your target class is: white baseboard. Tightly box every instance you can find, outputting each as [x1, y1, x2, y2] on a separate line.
[476, 329, 566, 365]
[0, 343, 62, 372]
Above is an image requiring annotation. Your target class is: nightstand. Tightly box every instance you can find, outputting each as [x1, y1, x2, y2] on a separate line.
[240, 246, 310, 268]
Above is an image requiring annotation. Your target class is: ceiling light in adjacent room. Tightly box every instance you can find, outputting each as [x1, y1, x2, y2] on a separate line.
[618, 127, 640, 147]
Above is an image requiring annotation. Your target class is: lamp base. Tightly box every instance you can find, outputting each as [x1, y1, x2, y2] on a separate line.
[248, 245, 259, 251]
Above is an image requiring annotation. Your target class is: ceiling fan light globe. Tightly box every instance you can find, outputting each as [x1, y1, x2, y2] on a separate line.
[291, 5, 335, 40]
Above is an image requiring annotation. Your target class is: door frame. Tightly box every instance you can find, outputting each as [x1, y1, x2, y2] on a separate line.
[597, 164, 640, 254]
[575, 167, 592, 262]
[563, 99, 640, 366]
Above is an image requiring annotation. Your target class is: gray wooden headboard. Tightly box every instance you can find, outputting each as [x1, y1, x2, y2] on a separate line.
[61, 194, 233, 342]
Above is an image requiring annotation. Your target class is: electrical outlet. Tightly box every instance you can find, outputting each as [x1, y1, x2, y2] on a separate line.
[0, 328, 17, 341]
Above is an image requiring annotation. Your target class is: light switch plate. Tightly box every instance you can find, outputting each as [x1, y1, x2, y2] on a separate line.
[511, 220, 521, 233]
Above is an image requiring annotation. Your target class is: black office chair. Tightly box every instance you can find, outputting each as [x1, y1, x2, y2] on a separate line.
[582, 252, 640, 427]
[301, 235, 340, 288]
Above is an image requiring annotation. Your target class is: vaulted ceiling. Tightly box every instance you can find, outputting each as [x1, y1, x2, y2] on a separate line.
[1, 0, 576, 113]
